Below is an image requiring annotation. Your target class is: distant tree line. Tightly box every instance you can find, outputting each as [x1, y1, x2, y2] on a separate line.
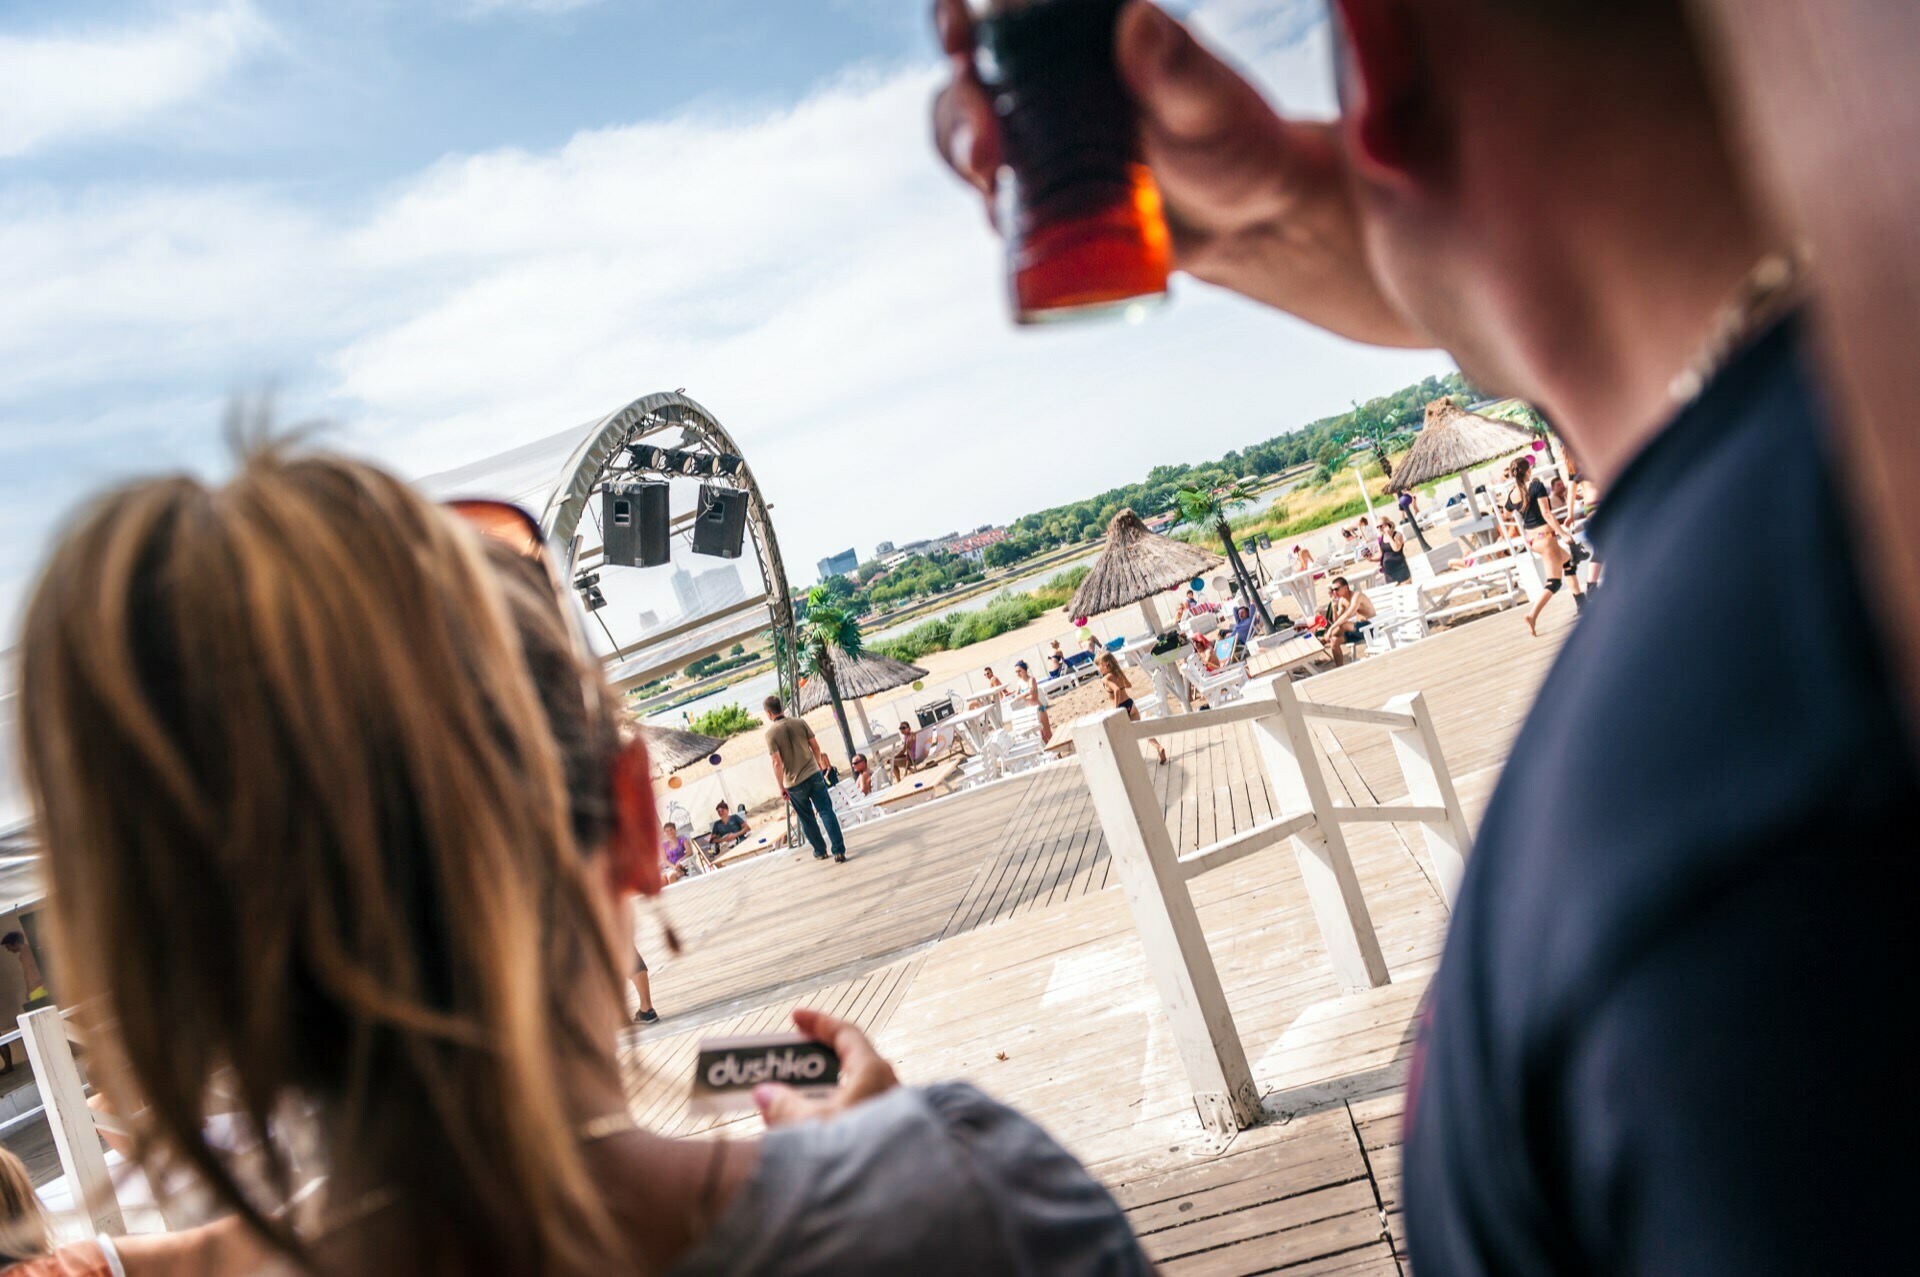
[806, 370, 1475, 617]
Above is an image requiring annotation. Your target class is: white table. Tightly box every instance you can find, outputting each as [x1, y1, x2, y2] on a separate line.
[959, 687, 1008, 711]
[945, 701, 1003, 753]
[1451, 516, 1500, 550]
[1268, 568, 1319, 619]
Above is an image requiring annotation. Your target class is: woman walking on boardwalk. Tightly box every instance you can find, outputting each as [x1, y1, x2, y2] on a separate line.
[1096, 650, 1167, 765]
[1502, 454, 1585, 634]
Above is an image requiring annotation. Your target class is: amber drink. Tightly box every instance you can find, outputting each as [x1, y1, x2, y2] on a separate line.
[972, 0, 1172, 323]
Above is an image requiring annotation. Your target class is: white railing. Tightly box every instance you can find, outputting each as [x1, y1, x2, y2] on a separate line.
[18, 1006, 126, 1235]
[1072, 673, 1471, 1135]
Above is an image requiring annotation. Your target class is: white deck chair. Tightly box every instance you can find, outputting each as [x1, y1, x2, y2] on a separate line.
[830, 781, 882, 826]
[1183, 655, 1250, 705]
[1365, 585, 1431, 652]
[987, 727, 1045, 774]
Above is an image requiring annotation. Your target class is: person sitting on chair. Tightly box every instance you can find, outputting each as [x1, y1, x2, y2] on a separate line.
[708, 801, 751, 853]
[1324, 578, 1375, 668]
[849, 752, 874, 796]
[889, 721, 925, 782]
[662, 822, 696, 882]
[1191, 630, 1223, 673]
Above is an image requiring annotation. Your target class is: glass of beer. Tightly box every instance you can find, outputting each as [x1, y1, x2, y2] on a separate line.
[970, 0, 1173, 324]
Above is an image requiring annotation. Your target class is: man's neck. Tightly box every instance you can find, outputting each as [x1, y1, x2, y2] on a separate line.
[1471, 95, 1771, 488]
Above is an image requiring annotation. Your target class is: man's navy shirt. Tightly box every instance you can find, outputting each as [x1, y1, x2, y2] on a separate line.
[1404, 317, 1919, 1273]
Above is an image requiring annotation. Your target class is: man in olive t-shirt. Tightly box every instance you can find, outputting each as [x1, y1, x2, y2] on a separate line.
[764, 695, 845, 862]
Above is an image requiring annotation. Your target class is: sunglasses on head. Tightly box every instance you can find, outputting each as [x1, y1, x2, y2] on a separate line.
[446, 498, 607, 705]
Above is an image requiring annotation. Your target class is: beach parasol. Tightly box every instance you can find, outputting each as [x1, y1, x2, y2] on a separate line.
[637, 723, 726, 775]
[1068, 509, 1222, 638]
[795, 648, 930, 749]
[1387, 400, 1536, 516]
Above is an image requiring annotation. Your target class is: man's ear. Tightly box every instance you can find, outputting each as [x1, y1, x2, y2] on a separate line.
[609, 737, 663, 898]
[1332, 0, 1432, 183]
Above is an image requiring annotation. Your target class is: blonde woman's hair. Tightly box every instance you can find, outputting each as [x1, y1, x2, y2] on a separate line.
[17, 448, 632, 1276]
[1, 1148, 51, 1263]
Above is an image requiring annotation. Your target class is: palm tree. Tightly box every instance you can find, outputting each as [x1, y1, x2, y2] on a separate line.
[1350, 400, 1396, 479]
[1174, 482, 1276, 632]
[799, 593, 863, 764]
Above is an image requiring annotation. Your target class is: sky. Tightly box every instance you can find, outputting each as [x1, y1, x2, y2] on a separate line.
[0, 0, 1454, 644]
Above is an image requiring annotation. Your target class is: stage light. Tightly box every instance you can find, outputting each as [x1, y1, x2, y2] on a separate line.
[713, 453, 745, 477]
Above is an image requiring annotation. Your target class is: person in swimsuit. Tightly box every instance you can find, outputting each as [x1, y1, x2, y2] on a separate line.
[1324, 577, 1376, 667]
[1011, 660, 1052, 745]
[1504, 453, 1585, 634]
[1095, 650, 1167, 765]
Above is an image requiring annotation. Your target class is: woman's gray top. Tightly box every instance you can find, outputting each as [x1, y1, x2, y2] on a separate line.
[670, 1083, 1150, 1276]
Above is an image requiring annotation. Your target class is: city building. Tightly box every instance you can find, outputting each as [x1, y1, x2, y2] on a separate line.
[670, 563, 747, 620]
[946, 528, 1009, 562]
[874, 540, 896, 557]
[816, 548, 858, 580]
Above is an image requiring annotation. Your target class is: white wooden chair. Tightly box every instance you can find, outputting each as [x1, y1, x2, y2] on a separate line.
[989, 727, 1046, 773]
[1184, 656, 1250, 705]
[1005, 705, 1048, 743]
[1365, 585, 1431, 652]
[830, 781, 883, 826]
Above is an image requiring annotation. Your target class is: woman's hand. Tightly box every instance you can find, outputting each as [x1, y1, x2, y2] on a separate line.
[754, 1008, 900, 1125]
[931, 0, 1428, 347]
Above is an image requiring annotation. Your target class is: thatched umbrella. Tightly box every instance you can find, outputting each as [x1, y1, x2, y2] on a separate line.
[796, 648, 929, 749]
[637, 723, 726, 774]
[1069, 509, 1222, 638]
[1387, 400, 1535, 516]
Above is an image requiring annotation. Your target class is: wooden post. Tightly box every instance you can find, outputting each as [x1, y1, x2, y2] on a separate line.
[1385, 692, 1474, 908]
[1074, 709, 1261, 1135]
[1247, 678, 1391, 991]
[19, 1008, 123, 1235]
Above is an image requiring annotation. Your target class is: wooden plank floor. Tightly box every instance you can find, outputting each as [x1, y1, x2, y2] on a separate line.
[626, 606, 1572, 1275]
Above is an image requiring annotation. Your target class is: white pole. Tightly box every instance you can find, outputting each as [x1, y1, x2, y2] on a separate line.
[1353, 460, 1376, 517]
[1139, 594, 1166, 637]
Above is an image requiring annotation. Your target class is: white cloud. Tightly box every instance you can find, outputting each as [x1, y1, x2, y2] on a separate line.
[0, 0, 272, 158]
[0, 0, 1448, 640]
[460, 0, 603, 15]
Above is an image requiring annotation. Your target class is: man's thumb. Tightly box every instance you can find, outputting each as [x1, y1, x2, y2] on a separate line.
[1117, 1, 1269, 145]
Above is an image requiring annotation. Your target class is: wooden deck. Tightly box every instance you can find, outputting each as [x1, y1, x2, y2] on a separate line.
[625, 606, 1572, 1274]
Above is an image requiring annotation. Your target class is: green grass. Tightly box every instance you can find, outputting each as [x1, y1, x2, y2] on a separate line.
[687, 703, 761, 740]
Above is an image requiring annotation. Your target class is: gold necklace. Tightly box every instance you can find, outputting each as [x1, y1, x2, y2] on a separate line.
[1666, 247, 1807, 410]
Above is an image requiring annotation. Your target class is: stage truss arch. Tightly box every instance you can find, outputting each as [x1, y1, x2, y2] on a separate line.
[533, 391, 801, 703]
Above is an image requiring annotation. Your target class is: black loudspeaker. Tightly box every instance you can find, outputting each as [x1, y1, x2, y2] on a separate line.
[603, 482, 670, 567]
[691, 485, 748, 559]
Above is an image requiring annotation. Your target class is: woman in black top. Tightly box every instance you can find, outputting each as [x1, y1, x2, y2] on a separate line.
[1503, 454, 1584, 635]
[1378, 520, 1412, 584]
